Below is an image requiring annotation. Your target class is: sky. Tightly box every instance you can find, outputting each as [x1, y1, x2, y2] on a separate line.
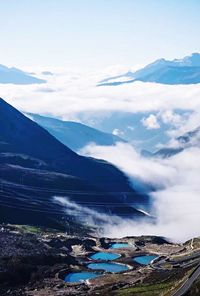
[0, 0, 199, 70]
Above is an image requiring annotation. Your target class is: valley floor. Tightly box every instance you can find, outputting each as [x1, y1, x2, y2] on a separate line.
[0, 224, 200, 296]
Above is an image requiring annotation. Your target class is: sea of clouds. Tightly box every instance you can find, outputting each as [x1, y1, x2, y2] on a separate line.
[1, 66, 200, 242]
[54, 142, 200, 243]
[0, 66, 200, 125]
[80, 143, 200, 242]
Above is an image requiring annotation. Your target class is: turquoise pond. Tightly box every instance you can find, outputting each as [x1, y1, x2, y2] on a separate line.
[133, 255, 157, 265]
[109, 243, 130, 249]
[90, 252, 121, 261]
[64, 272, 100, 283]
[87, 262, 129, 273]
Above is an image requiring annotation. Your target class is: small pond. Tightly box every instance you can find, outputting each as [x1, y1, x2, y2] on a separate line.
[64, 272, 100, 283]
[90, 252, 121, 261]
[133, 255, 157, 265]
[87, 262, 129, 273]
[109, 243, 130, 249]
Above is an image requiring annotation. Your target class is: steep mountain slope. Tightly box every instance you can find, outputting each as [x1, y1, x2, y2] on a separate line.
[26, 113, 125, 152]
[0, 98, 133, 191]
[99, 53, 200, 86]
[0, 98, 148, 228]
[0, 64, 45, 84]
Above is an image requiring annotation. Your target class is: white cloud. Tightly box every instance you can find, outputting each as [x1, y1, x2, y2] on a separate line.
[112, 128, 124, 137]
[1, 67, 200, 124]
[142, 114, 160, 129]
[127, 125, 135, 131]
[80, 143, 200, 242]
[160, 110, 182, 126]
[81, 143, 175, 187]
[166, 112, 200, 139]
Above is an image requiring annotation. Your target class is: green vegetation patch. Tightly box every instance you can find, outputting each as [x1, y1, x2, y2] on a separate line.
[116, 268, 194, 296]
[14, 224, 59, 234]
[116, 282, 174, 296]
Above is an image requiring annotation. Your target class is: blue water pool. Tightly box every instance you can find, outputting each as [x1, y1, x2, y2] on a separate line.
[87, 262, 129, 273]
[90, 252, 121, 261]
[133, 255, 157, 265]
[110, 243, 130, 249]
[64, 272, 100, 283]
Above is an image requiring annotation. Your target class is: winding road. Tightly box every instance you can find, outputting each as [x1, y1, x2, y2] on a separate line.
[172, 264, 200, 296]
[150, 250, 200, 295]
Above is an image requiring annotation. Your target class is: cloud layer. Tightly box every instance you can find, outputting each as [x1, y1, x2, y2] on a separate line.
[79, 143, 200, 242]
[0, 67, 200, 119]
[1, 67, 200, 242]
[0, 67, 199, 149]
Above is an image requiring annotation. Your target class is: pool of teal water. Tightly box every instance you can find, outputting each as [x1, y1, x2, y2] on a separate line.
[133, 255, 157, 265]
[90, 252, 121, 261]
[109, 243, 130, 249]
[64, 272, 100, 283]
[87, 262, 129, 273]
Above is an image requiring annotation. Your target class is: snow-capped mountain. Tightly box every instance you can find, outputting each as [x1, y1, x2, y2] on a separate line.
[99, 53, 200, 86]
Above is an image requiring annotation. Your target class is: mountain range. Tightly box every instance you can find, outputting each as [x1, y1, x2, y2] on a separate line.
[142, 125, 200, 158]
[98, 53, 200, 86]
[0, 64, 45, 84]
[25, 113, 125, 152]
[0, 98, 148, 229]
[76, 110, 190, 152]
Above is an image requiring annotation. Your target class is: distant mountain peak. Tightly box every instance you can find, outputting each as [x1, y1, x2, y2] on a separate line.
[153, 58, 167, 64]
[99, 53, 200, 86]
[0, 64, 45, 84]
[179, 52, 200, 67]
[191, 52, 200, 57]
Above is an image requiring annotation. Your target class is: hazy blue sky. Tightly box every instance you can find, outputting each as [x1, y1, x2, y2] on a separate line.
[0, 0, 199, 69]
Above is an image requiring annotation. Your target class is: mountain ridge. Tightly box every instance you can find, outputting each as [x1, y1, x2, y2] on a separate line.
[0, 64, 45, 84]
[99, 53, 200, 86]
[0, 98, 148, 228]
[26, 113, 126, 152]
